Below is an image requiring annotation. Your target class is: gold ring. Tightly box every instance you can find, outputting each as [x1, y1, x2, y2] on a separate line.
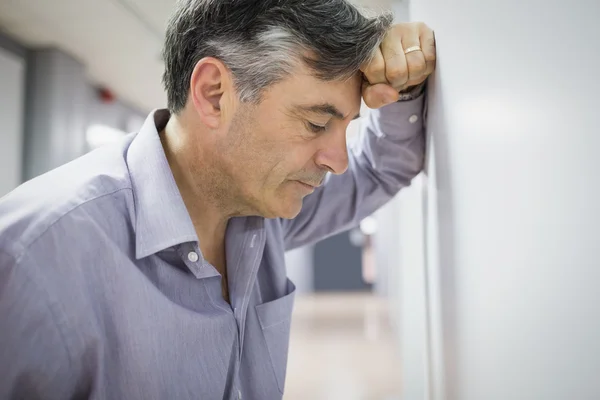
[404, 46, 422, 54]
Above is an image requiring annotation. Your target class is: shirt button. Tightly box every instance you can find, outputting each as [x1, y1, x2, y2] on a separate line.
[409, 114, 419, 124]
[187, 251, 199, 263]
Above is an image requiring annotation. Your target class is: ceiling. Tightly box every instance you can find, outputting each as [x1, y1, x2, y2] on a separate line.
[0, 0, 393, 113]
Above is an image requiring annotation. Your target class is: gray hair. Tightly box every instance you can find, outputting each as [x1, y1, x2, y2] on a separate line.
[162, 0, 393, 113]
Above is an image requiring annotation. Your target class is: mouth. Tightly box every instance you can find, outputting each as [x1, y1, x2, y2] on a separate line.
[295, 181, 318, 191]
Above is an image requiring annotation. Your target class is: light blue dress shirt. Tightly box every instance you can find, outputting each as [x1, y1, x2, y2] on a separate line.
[0, 94, 425, 400]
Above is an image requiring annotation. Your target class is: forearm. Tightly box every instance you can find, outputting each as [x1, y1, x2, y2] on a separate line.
[281, 93, 426, 250]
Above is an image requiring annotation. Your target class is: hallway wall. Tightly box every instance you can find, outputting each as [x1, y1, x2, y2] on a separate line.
[405, 0, 600, 399]
[0, 43, 25, 197]
[0, 28, 147, 185]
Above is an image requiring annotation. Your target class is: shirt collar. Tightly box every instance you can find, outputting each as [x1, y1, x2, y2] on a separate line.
[126, 109, 198, 259]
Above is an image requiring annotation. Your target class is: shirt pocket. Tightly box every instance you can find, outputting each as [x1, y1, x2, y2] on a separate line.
[255, 278, 296, 394]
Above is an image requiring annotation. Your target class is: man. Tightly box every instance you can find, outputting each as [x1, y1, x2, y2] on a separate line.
[0, 0, 435, 398]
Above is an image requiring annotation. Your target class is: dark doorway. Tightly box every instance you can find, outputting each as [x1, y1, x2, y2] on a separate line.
[313, 229, 371, 292]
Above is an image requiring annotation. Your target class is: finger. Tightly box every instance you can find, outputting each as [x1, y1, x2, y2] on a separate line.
[403, 79, 425, 89]
[362, 81, 399, 109]
[360, 47, 387, 85]
[398, 79, 426, 92]
[420, 24, 437, 76]
[401, 25, 427, 82]
[380, 30, 409, 91]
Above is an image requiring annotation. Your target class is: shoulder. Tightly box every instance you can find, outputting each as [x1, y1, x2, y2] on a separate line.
[0, 135, 136, 264]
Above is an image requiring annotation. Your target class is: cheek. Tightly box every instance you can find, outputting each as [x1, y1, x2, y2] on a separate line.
[235, 117, 316, 189]
[231, 136, 288, 189]
[271, 140, 316, 177]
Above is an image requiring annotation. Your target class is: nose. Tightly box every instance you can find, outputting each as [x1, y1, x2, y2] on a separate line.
[314, 130, 349, 175]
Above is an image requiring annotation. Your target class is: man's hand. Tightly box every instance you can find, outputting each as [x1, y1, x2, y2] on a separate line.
[361, 22, 436, 108]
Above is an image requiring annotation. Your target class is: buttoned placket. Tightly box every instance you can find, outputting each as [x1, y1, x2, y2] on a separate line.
[224, 217, 266, 400]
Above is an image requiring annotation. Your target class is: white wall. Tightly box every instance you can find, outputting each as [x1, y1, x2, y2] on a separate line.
[402, 0, 600, 399]
[374, 1, 411, 298]
[376, 2, 432, 399]
[0, 47, 24, 197]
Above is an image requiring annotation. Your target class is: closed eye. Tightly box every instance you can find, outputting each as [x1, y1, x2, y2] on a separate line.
[307, 122, 327, 133]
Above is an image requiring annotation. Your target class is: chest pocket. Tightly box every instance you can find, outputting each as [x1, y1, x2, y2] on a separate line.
[255, 279, 296, 394]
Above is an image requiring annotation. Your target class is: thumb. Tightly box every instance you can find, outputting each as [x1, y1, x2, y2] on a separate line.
[362, 82, 399, 109]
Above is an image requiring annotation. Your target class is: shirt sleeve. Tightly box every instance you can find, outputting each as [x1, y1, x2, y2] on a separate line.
[0, 250, 89, 399]
[281, 93, 426, 251]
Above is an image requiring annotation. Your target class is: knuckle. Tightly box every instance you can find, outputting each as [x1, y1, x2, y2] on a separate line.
[424, 41, 437, 60]
[409, 63, 426, 78]
[425, 36, 436, 48]
[407, 55, 427, 71]
[391, 24, 405, 34]
[386, 65, 408, 82]
[416, 21, 429, 31]
[366, 60, 385, 76]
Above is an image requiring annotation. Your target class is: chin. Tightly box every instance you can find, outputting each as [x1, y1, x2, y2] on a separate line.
[265, 197, 304, 220]
[277, 204, 303, 219]
[256, 185, 308, 219]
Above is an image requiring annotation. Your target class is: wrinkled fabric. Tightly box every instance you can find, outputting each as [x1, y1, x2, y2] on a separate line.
[0, 95, 424, 400]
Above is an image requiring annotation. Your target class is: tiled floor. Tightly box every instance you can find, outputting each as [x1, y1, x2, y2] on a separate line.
[284, 293, 402, 400]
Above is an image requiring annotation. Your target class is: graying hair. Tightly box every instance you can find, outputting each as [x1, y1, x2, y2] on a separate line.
[162, 0, 393, 113]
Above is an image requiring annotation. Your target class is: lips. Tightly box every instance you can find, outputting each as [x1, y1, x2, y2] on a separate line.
[296, 181, 318, 191]
[298, 180, 322, 189]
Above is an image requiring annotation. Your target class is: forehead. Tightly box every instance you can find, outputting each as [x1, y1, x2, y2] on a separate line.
[263, 64, 363, 116]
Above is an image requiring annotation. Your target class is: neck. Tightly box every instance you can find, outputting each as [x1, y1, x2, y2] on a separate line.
[160, 113, 236, 254]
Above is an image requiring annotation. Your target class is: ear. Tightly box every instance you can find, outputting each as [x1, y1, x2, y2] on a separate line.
[189, 57, 234, 129]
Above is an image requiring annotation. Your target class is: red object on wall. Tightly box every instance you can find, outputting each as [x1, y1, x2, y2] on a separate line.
[98, 87, 116, 104]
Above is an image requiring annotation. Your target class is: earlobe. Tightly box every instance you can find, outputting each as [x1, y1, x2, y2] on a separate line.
[190, 58, 228, 129]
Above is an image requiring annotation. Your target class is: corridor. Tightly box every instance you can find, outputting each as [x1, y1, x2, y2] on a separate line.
[285, 294, 402, 400]
[2, 0, 600, 398]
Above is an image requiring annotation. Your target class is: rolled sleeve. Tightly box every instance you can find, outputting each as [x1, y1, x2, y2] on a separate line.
[281, 93, 426, 250]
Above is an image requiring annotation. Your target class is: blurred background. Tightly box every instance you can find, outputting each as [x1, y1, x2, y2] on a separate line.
[1, 0, 600, 399]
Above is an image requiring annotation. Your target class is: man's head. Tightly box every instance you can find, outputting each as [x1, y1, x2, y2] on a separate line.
[162, 0, 392, 219]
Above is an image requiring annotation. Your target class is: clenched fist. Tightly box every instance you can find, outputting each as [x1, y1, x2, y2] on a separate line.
[361, 22, 436, 108]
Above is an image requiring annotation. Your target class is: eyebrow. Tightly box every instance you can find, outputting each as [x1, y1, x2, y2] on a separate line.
[297, 103, 361, 121]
